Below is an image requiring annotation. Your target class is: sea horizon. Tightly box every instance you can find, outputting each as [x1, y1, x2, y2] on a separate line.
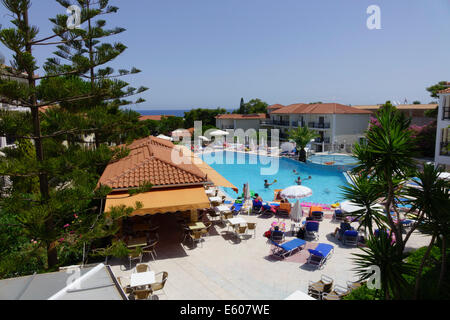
[131, 109, 235, 117]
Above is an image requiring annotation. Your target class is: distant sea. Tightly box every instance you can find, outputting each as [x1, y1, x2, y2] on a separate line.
[135, 109, 235, 118]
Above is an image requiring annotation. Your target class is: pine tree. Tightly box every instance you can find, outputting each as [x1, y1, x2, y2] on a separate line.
[0, 0, 147, 272]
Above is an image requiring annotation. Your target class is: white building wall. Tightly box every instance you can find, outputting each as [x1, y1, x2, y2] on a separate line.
[434, 93, 450, 168]
[216, 118, 261, 131]
[334, 114, 370, 145]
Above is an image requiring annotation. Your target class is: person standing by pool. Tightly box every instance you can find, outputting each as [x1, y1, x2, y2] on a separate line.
[254, 193, 263, 202]
[264, 179, 277, 188]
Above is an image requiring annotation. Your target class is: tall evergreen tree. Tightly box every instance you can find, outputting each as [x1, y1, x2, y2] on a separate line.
[0, 0, 146, 272]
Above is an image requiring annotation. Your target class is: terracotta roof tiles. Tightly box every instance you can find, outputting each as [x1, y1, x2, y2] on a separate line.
[98, 136, 207, 190]
[215, 113, 267, 120]
[271, 103, 372, 115]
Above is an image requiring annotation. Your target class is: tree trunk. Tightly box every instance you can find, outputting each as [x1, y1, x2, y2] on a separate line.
[414, 234, 436, 299]
[24, 7, 58, 268]
[438, 235, 447, 294]
[299, 148, 306, 162]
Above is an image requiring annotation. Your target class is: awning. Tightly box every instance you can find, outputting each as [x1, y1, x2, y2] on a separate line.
[105, 187, 211, 216]
[176, 146, 238, 193]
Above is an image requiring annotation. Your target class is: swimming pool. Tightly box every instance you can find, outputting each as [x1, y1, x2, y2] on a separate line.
[308, 154, 359, 166]
[201, 151, 350, 205]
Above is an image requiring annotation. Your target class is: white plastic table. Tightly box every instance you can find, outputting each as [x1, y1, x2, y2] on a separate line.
[130, 271, 156, 288]
[227, 217, 247, 226]
[214, 205, 231, 213]
[209, 196, 222, 203]
[205, 189, 215, 196]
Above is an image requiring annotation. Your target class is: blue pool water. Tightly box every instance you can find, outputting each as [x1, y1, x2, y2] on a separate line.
[201, 151, 351, 205]
[308, 154, 359, 166]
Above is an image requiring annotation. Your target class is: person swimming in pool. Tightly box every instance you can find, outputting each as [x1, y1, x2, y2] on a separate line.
[295, 176, 302, 185]
[264, 179, 276, 188]
[293, 169, 299, 175]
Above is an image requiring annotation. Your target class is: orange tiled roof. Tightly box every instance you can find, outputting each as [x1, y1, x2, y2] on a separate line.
[215, 113, 267, 119]
[98, 136, 207, 190]
[271, 103, 372, 115]
[139, 115, 174, 121]
[267, 104, 285, 110]
[439, 88, 450, 94]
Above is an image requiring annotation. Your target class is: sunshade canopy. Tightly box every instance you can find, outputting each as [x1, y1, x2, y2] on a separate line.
[105, 187, 210, 216]
[198, 136, 210, 141]
[340, 200, 383, 213]
[156, 134, 173, 141]
[209, 129, 230, 136]
[290, 200, 303, 222]
[280, 185, 313, 199]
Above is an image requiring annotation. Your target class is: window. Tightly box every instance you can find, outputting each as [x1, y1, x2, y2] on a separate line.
[443, 97, 450, 120]
[440, 128, 450, 156]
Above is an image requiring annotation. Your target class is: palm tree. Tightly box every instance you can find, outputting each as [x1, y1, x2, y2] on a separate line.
[406, 164, 450, 298]
[288, 126, 318, 162]
[340, 175, 388, 235]
[352, 234, 415, 300]
[352, 102, 416, 255]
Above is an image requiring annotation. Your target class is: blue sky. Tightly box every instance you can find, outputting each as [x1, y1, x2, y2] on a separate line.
[1, 0, 449, 110]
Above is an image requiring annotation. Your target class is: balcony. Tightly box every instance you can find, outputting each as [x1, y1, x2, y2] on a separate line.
[261, 120, 290, 126]
[313, 137, 331, 144]
[440, 142, 449, 156]
[291, 121, 305, 128]
[308, 122, 331, 129]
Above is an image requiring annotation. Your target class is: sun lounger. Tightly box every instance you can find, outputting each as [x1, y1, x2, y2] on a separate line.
[305, 221, 320, 240]
[342, 230, 358, 246]
[270, 238, 306, 259]
[333, 209, 344, 221]
[307, 243, 334, 269]
[252, 200, 263, 214]
[311, 211, 323, 221]
[276, 202, 291, 218]
[231, 202, 243, 215]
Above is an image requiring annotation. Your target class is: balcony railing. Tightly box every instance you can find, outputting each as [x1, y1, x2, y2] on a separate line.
[261, 120, 290, 126]
[314, 137, 331, 144]
[308, 122, 331, 129]
[441, 142, 449, 156]
[291, 121, 305, 128]
[221, 125, 234, 129]
[443, 107, 450, 120]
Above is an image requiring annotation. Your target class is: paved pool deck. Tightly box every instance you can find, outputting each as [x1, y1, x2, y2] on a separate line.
[109, 210, 431, 300]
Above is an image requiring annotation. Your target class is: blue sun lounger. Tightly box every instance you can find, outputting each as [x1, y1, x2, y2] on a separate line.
[270, 238, 307, 259]
[307, 243, 334, 269]
[231, 202, 243, 215]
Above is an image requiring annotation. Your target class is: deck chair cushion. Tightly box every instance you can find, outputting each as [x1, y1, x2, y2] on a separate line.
[280, 238, 306, 251]
[344, 230, 358, 237]
[314, 243, 334, 257]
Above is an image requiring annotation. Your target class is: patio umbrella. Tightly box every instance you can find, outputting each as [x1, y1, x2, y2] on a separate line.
[280, 185, 313, 200]
[340, 200, 383, 213]
[244, 182, 251, 201]
[209, 129, 230, 137]
[290, 200, 302, 222]
[198, 136, 210, 141]
[156, 134, 173, 141]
